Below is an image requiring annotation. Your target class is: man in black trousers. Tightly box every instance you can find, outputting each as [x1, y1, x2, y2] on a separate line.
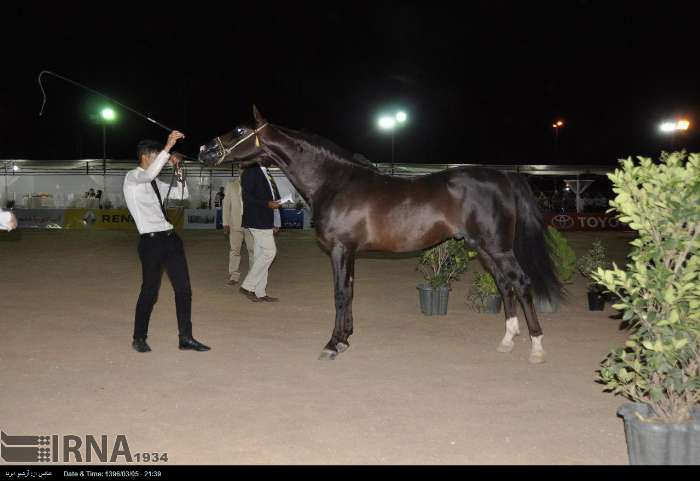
[123, 130, 210, 353]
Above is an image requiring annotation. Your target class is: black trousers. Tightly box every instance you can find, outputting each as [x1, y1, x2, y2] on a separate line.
[133, 232, 192, 339]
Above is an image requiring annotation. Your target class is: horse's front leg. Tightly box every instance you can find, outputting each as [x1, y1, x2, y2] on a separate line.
[319, 242, 355, 360]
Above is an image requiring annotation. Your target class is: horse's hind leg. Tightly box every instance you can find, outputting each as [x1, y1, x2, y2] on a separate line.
[473, 246, 519, 353]
[488, 250, 545, 364]
[319, 242, 355, 360]
[495, 284, 520, 353]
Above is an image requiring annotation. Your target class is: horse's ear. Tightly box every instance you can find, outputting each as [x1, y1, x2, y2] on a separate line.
[252, 105, 267, 127]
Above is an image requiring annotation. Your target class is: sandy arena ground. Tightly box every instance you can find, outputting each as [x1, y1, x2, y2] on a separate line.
[0, 228, 635, 464]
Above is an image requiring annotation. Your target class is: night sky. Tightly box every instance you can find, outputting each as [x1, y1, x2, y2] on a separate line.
[3, 1, 700, 165]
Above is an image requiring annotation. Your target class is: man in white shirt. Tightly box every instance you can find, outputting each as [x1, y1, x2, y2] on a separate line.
[0, 209, 17, 231]
[222, 178, 254, 285]
[123, 131, 210, 353]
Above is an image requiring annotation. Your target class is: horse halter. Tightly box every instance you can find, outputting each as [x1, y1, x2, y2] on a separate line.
[213, 123, 269, 164]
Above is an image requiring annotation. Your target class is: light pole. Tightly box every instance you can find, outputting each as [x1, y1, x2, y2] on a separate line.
[100, 107, 116, 163]
[4, 162, 18, 208]
[552, 119, 564, 162]
[377, 110, 408, 173]
[99, 107, 116, 207]
[3, 162, 7, 209]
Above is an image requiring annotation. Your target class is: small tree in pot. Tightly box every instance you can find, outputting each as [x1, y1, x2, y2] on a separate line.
[416, 239, 474, 315]
[577, 240, 609, 310]
[466, 271, 501, 314]
[592, 152, 700, 465]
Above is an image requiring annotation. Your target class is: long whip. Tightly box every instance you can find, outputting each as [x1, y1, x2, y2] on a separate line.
[38, 70, 189, 221]
[38, 70, 174, 132]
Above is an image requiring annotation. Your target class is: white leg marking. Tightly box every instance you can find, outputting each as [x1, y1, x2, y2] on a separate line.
[529, 335, 546, 364]
[497, 317, 520, 353]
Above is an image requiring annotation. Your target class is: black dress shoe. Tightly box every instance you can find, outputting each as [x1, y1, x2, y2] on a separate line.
[178, 335, 211, 352]
[132, 338, 151, 353]
[239, 287, 262, 302]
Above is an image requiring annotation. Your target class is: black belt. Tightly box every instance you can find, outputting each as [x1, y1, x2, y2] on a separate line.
[141, 229, 175, 239]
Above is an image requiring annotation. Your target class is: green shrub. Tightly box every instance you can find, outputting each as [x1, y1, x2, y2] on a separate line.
[547, 226, 577, 283]
[577, 240, 609, 291]
[418, 239, 475, 288]
[593, 152, 700, 423]
[466, 271, 500, 312]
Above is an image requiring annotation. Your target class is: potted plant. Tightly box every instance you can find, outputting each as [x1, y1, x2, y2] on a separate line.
[466, 271, 501, 314]
[416, 239, 473, 315]
[592, 152, 700, 465]
[535, 226, 575, 313]
[578, 240, 609, 310]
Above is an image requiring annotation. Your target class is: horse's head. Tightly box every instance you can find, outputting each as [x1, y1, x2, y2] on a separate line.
[198, 123, 264, 167]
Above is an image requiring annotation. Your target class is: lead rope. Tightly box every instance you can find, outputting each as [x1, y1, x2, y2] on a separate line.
[164, 163, 186, 228]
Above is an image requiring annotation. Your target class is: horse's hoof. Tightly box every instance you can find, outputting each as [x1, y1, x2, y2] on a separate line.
[318, 349, 337, 361]
[496, 341, 514, 353]
[528, 352, 546, 364]
[336, 342, 349, 353]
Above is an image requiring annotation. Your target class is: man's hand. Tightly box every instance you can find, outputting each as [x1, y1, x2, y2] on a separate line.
[164, 130, 185, 152]
[268, 201, 281, 209]
[273, 227, 280, 234]
[223, 225, 230, 235]
[169, 152, 183, 167]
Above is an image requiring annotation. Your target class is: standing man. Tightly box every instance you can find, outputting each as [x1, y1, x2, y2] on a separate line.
[239, 160, 281, 303]
[214, 186, 225, 208]
[123, 131, 210, 353]
[222, 175, 254, 285]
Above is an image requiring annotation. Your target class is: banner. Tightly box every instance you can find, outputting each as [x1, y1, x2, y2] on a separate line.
[183, 209, 217, 230]
[62, 208, 183, 230]
[280, 209, 304, 229]
[544, 212, 630, 231]
[14, 209, 64, 229]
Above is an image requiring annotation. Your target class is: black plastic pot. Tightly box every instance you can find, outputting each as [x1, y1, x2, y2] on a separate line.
[587, 291, 606, 310]
[483, 294, 502, 314]
[417, 284, 450, 316]
[617, 402, 700, 465]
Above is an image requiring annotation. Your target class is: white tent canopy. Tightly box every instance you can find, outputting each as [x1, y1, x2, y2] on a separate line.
[1, 159, 614, 212]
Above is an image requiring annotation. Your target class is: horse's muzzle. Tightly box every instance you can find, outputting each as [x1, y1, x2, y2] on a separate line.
[198, 147, 222, 167]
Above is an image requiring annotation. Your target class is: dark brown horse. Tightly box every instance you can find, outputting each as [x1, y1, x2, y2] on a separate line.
[199, 107, 562, 364]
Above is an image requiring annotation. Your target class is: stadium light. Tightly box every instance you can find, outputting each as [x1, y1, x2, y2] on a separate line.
[100, 107, 116, 122]
[378, 116, 396, 130]
[659, 119, 690, 132]
[377, 109, 409, 166]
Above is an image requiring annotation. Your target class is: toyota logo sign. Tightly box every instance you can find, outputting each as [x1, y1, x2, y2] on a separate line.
[551, 214, 574, 230]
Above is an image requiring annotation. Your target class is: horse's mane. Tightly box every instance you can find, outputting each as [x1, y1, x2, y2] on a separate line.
[275, 126, 379, 172]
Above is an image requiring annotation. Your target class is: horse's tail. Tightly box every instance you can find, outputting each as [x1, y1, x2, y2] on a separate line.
[507, 173, 563, 304]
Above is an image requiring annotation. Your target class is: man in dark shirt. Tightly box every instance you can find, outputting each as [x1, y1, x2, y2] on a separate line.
[239, 160, 281, 302]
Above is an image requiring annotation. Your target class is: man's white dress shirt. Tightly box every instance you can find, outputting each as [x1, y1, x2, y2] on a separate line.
[259, 166, 281, 229]
[123, 151, 189, 235]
